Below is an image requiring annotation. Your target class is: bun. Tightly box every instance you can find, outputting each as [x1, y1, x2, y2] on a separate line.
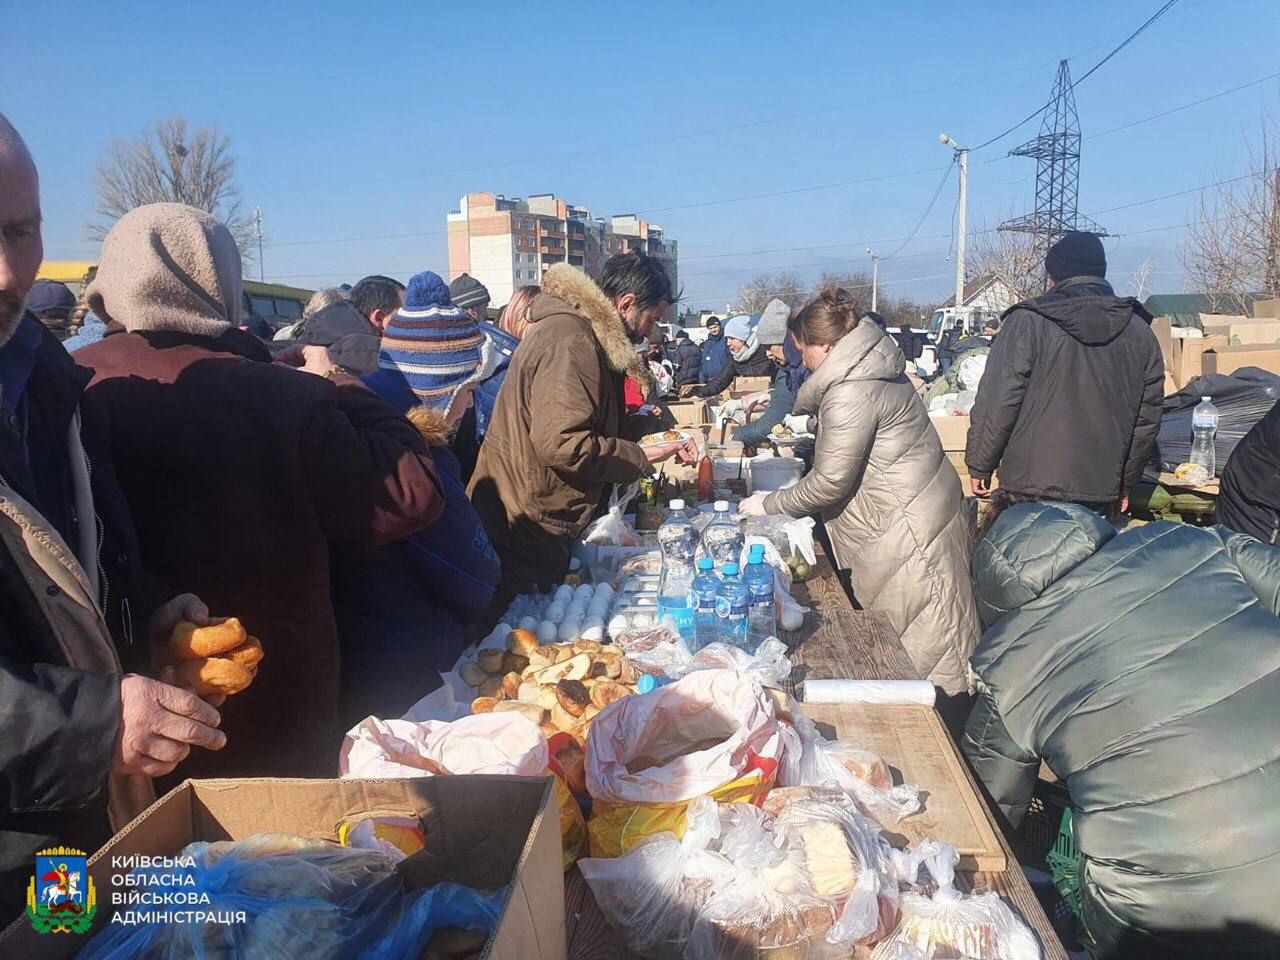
[168, 618, 247, 659]
[175, 656, 255, 696]
[222, 637, 264, 669]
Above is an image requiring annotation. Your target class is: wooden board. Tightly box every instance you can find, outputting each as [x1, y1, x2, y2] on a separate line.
[800, 702, 1007, 872]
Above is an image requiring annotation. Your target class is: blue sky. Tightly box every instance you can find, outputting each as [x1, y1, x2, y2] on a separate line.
[4, 0, 1278, 309]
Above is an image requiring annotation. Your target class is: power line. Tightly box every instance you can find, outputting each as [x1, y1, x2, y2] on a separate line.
[969, 0, 1181, 152]
[1087, 71, 1280, 139]
[882, 160, 956, 261]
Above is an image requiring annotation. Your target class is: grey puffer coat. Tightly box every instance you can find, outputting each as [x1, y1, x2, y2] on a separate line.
[964, 502, 1280, 959]
[762, 319, 979, 694]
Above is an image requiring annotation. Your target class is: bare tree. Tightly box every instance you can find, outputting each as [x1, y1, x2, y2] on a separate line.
[1127, 256, 1159, 301]
[966, 217, 1042, 302]
[1180, 118, 1278, 313]
[735, 270, 807, 313]
[88, 117, 256, 264]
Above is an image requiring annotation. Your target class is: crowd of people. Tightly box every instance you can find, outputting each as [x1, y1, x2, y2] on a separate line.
[2, 109, 1278, 957]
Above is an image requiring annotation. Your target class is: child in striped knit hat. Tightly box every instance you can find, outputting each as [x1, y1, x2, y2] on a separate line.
[363, 270, 499, 441]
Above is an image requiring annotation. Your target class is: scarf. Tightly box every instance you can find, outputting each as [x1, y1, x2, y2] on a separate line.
[731, 335, 760, 364]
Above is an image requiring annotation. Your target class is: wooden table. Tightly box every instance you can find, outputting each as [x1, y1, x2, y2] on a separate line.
[566, 550, 1069, 960]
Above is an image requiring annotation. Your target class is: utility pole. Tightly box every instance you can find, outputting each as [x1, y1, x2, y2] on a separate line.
[253, 207, 264, 282]
[939, 134, 967, 317]
[865, 246, 879, 313]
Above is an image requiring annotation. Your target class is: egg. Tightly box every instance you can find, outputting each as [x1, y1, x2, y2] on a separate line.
[566, 601, 587, 621]
[580, 622, 605, 642]
[553, 584, 574, 603]
[630, 611, 656, 629]
[574, 584, 594, 601]
[587, 599, 610, 619]
[558, 619, 582, 642]
[593, 582, 613, 599]
[607, 615, 630, 637]
[518, 616, 538, 631]
[491, 622, 513, 641]
[536, 620, 558, 642]
[546, 601, 567, 623]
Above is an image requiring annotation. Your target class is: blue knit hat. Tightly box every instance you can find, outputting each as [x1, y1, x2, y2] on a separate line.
[376, 271, 496, 413]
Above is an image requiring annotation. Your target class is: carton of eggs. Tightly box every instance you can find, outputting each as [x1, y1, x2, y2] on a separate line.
[553, 584, 574, 603]
[574, 584, 594, 602]
[536, 620, 558, 643]
[558, 620, 581, 642]
[545, 600, 567, 622]
[518, 616, 538, 631]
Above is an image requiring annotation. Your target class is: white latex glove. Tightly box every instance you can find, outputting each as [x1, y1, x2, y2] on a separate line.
[738, 492, 770, 516]
[783, 414, 812, 434]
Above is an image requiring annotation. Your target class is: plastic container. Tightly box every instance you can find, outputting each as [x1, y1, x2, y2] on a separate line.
[743, 545, 775, 648]
[691, 557, 720, 651]
[1190, 395, 1220, 477]
[657, 500, 697, 639]
[747, 455, 804, 494]
[702, 500, 745, 565]
[714, 562, 750, 649]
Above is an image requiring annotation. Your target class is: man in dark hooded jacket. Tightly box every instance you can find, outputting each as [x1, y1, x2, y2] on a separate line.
[1217, 398, 1280, 544]
[965, 232, 1163, 510]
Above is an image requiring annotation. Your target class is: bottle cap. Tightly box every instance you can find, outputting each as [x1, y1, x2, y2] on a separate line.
[749, 544, 765, 561]
[722, 563, 739, 576]
[697, 557, 714, 570]
[714, 500, 729, 512]
[1201, 396, 1211, 402]
[668, 499, 685, 510]
[636, 674, 657, 694]
[568, 557, 581, 571]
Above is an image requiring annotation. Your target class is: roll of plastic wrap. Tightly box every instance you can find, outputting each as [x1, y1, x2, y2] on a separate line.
[800, 678, 936, 706]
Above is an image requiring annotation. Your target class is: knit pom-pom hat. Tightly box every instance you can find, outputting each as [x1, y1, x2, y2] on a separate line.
[376, 271, 496, 413]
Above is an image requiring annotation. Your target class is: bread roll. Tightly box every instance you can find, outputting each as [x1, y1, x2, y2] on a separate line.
[501, 671, 522, 699]
[477, 676, 503, 699]
[470, 696, 499, 714]
[222, 636, 264, 669]
[460, 662, 487, 687]
[555, 679, 591, 717]
[492, 701, 545, 724]
[175, 656, 255, 696]
[168, 617, 247, 660]
[506, 628, 540, 655]
[477, 649, 505, 674]
[589, 680, 631, 710]
[501, 652, 529, 675]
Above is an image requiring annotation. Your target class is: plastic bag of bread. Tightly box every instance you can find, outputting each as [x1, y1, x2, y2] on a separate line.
[79, 833, 505, 960]
[771, 797, 899, 947]
[338, 714, 586, 871]
[685, 804, 843, 960]
[872, 841, 1041, 960]
[583, 481, 642, 546]
[578, 797, 736, 959]
[585, 669, 790, 857]
[778, 702, 922, 827]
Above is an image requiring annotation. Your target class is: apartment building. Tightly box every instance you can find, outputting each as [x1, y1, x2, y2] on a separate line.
[446, 192, 678, 316]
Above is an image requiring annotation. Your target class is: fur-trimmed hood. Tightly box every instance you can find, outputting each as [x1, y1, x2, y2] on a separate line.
[538, 263, 653, 393]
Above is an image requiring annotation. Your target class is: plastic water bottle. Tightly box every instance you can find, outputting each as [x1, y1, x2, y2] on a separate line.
[715, 562, 750, 649]
[692, 558, 720, 651]
[657, 499, 697, 639]
[1190, 396, 1219, 478]
[744, 545, 775, 647]
[702, 500, 744, 565]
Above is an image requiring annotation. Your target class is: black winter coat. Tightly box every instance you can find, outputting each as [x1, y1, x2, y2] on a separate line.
[965, 277, 1163, 503]
[0, 316, 157, 915]
[1218, 399, 1280, 544]
[669, 339, 702, 388]
[695, 348, 776, 398]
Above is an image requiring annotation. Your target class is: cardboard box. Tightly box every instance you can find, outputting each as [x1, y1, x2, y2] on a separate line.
[1201, 317, 1280, 346]
[929, 413, 971, 452]
[1253, 298, 1280, 320]
[1173, 335, 1228, 389]
[1202, 344, 1280, 377]
[3, 776, 565, 960]
[727, 375, 771, 399]
[665, 398, 708, 430]
[1151, 316, 1178, 395]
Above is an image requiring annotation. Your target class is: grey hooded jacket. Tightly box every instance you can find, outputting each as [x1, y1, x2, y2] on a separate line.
[963, 502, 1280, 958]
[763, 319, 980, 694]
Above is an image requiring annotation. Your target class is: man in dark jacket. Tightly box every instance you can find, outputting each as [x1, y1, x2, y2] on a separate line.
[0, 115, 226, 918]
[668, 329, 702, 389]
[965, 500, 1280, 958]
[699, 316, 731, 384]
[77, 203, 444, 781]
[1217, 399, 1280, 544]
[965, 232, 1163, 510]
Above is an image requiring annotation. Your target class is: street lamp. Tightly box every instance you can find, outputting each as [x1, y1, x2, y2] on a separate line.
[865, 246, 879, 313]
[938, 133, 968, 319]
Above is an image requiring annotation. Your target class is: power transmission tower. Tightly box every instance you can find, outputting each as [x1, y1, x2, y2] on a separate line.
[999, 60, 1107, 288]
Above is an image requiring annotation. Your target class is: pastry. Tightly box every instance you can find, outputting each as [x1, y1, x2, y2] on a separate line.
[459, 661, 487, 687]
[507, 628, 540, 655]
[501, 671, 522, 699]
[175, 656, 255, 696]
[492, 701, 545, 724]
[517, 679, 541, 703]
[222, 636, 264, 669]
[555, 679, 591, 717]
[477, 649, 505, 674]
[530, 653, 591, 685]
[551, 736, 587, 795]
[470, 696, 499, 714]
[476, 676, 503, 699]
[501, 652, 529, 675]
[168, 617, 247, 660]
[572, 638, 602, 655]
[550, 701, 578, 732]
[891, 903, 999, 959]
[589, 680, 631, 710]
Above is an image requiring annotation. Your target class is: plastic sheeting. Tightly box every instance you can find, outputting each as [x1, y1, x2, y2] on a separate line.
[1150, 370, 1280, 477]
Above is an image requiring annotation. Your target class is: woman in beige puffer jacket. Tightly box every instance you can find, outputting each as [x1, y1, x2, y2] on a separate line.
[742, 288, 980, 694]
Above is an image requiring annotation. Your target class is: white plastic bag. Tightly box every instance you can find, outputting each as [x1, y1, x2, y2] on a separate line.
[339, 713, 547, 779]
[956, 353, 987, 392]
[578, 798, 735, 959]
[873, 841, 1042, 960]
[624, 637, 793, 688]
[779, 704, 923, 827]
[583, 481, 642, 546]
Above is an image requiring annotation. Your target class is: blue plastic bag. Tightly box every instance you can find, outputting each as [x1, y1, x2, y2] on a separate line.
[78, 834, 503, 960]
